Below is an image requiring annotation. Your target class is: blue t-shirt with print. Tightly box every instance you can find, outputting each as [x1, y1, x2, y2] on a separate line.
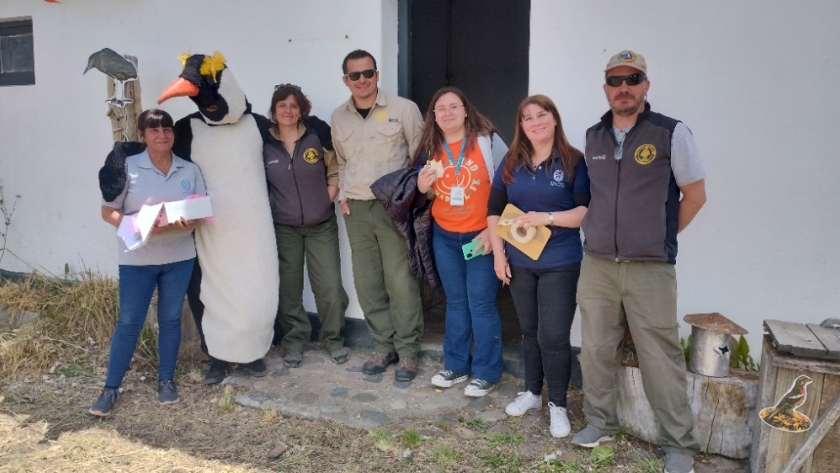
[491, 155, 589, 269]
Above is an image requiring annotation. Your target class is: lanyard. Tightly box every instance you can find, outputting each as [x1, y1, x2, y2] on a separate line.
[442, 133, 468, 177]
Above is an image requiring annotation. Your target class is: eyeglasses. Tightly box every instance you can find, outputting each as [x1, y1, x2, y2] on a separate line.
[344, 69, 376, 81]
[433, 104, 464, 115]
[275, 83, 301, 91]
[605, 73, 647, 87]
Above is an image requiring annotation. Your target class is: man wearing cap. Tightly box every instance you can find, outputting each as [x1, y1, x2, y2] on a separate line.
[572, 50, 706, 473]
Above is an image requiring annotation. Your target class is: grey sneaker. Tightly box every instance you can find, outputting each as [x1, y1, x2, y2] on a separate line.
[431, 369, 469, 388]
[329, 347, 349, 365]
[88, 387, 120, 417]
[664, 449, 695, 473]
[158, 380, 180, 406]
[571, 424, 614, 448]
[464, 378, 496, 397]
[362, 352, 398, 375]
[284, 351, 303, 368]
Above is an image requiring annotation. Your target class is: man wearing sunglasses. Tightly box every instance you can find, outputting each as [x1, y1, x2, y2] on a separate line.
[573, 50, 706, 473]
[330, 49, 425, 382]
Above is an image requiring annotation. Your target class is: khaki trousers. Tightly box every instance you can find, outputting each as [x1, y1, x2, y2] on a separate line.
[344, 200, 423, 357]
[577, 254, 699, 453]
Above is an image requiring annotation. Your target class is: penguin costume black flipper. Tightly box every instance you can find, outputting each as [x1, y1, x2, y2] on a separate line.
[157, 51, 279, 364]
[171, 112, 198, 161]
[98, 141, 146, 202]
[303, 115, 333, 151]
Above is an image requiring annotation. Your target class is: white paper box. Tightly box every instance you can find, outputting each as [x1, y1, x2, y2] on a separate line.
[161, 196, 213, 224]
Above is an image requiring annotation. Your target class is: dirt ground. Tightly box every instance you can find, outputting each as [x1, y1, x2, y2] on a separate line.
[0, 353, 750, 473]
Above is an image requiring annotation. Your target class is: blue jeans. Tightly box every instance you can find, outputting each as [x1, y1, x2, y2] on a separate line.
[433, 223, 503, 382]
[105, 258, 195, 387]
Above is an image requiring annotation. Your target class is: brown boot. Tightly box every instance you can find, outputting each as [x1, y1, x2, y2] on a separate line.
[362, 352, 398, 375]
[395, 356, 418, 382]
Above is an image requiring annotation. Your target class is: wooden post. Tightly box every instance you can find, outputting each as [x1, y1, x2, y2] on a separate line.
[106, 55, 142, 142]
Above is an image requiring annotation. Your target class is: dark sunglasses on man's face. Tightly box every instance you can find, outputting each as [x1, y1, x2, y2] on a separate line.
[345, 69, 376, 81]
[605, 73, 647, 87]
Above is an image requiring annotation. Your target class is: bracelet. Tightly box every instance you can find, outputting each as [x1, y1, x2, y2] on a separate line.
[546, 212, 555, 226]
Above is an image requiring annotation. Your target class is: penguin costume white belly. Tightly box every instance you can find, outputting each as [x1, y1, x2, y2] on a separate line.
[157, 52, 278, 363]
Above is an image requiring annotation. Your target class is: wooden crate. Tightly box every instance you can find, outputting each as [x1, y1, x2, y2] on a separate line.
[750, 335, 840, 472]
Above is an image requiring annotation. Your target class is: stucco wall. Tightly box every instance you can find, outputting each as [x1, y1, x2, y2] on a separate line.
[3, 1, 839, 350]
[530, 0, 840, 350]
[0, 0, 399, 320]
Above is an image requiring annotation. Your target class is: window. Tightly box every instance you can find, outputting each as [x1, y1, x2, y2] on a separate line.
[0, 19, 35, 86]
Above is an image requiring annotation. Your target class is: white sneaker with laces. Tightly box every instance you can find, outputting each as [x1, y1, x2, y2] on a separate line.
[548, 402, 571, 438]
[505, 391, 542, 416]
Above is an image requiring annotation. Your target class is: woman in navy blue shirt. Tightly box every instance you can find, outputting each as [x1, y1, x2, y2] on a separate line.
[487, 95, 589, 438]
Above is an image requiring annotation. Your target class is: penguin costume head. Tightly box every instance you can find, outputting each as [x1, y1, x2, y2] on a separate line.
[158, 51, 249, 125]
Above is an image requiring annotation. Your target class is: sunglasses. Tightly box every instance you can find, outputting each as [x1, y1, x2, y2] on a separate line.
[605, 73, 647, 87]
[274, 83, 301, 91]
[344, 69, 376, 81]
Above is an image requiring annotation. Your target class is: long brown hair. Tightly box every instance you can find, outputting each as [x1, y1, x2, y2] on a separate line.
[502, 94, 582, 184]
[411, 86, 498, 165]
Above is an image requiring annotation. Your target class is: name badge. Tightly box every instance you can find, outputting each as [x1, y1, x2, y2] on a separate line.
[450, 186, 465, 206]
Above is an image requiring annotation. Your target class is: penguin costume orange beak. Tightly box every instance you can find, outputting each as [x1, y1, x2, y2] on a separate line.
[158, 78, 199, 104]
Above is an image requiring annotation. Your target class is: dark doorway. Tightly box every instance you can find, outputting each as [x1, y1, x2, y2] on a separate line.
[400, 0, 530, 143]
[400, 0, 530, 346]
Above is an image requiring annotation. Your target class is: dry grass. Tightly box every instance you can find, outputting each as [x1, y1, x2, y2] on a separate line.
[0, 271, 157, 381]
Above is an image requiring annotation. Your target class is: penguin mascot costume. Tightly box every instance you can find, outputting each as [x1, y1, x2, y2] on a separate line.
[158, 52, 278, 365]
[100, 52, 279, 368]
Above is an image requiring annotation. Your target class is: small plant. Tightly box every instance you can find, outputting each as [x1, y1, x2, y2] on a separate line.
[479, 451, 522, 471]
[262, 407, 279, 424]
[589, 445, 615, 467]
[632, 455, 664, 473]
[484, 430, 524, 447]
[730, 335, 758, 371]
[435, 420, 453, 432]
[371, 427, 394, 451]
[401, 427, 421, 448]
[0, 183, 21, 266]
[680, 335, 692, 362]
[432, 443, 460, 468]
[219, 385, 235, 412]
[537, 458, 587, 473]
[460, 415, 486, 431]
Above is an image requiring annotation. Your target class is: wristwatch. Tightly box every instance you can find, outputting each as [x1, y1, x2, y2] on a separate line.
[546, 212, 555, 226]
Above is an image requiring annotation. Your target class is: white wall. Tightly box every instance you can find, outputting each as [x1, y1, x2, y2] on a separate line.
[0, 0, 400, 320]
[531, 0, 840, 352]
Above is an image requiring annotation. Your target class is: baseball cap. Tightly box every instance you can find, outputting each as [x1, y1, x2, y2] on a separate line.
[605, 50, 647, 75]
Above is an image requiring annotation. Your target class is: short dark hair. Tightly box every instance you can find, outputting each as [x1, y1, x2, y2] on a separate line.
[137, 108, 174, 133]
[268, 85, 312, 122]
[342, 49, 377, 74]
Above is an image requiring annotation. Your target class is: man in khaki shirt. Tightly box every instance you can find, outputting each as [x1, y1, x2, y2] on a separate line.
[330, 49, 424, 382]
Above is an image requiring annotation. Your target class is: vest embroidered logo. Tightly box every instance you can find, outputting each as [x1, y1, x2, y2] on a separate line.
[634, 144, 656, 165]
[303, 148, 319, 164]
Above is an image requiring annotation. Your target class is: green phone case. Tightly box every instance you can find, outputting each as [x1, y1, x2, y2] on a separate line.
[462, 240, 484, 260]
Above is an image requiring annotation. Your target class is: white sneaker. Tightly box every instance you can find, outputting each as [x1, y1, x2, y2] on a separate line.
[548, 402, 571, 438]
[505, 391, 542, 416]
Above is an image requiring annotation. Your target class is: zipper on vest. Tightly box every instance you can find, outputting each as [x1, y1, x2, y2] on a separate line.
[282, 140, 306, 226]
[613, 158, 621, 261]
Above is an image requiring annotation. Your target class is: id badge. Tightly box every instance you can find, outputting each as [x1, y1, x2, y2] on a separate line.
[450, 186, 465, 206]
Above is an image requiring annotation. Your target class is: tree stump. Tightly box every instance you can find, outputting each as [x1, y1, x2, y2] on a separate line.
[616, 365, 758, 459]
